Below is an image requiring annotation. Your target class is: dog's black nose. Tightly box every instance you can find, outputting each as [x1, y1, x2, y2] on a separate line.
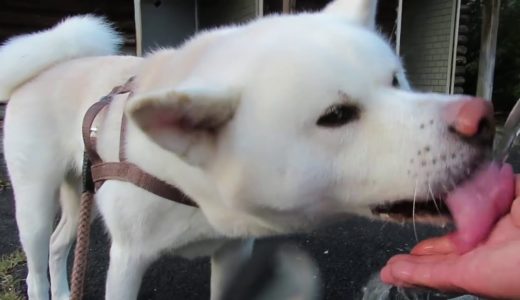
[444, 98, 495, 146]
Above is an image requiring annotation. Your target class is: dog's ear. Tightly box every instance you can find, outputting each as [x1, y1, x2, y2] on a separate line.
[322, 0, 378, 30]
[127, 83, 239, 156]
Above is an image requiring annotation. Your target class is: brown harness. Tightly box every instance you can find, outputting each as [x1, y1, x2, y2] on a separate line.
[81, 77, 198, 207]
[71, 78, 198, 300]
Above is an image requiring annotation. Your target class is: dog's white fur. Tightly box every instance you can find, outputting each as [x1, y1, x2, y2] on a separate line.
[323, 0, 379, 29]
[2, 2, 488, 300]
[0, 15, 122, 100]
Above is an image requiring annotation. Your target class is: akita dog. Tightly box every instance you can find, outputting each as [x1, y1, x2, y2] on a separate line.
[0, 0, 514, 299]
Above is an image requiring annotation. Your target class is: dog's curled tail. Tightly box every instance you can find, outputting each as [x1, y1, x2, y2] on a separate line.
[0, 15, 123, 101]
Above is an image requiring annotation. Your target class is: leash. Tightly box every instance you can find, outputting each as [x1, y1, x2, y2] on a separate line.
[70, 156, 94, 300]
[70, 78, 198, 300]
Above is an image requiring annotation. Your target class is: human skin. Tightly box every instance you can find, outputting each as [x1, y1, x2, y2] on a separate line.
[380, 177, 520, 300]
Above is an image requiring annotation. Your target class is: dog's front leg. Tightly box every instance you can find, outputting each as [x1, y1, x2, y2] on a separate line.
[105, 243, 159, 300]
[210, 238, 255, 300]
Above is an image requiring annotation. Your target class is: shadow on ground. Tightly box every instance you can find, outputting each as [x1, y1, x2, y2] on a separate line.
[1, 185, 459, 300]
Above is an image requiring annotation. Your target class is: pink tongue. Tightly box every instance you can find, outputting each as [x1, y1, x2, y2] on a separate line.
[445, 162, 515, 253]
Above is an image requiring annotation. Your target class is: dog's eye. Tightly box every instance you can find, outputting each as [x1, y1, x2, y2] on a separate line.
[317, 104, 360, 127]
[392, 74, 400, 88]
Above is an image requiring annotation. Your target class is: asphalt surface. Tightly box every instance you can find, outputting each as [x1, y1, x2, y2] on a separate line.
[1, 185, 478, 300]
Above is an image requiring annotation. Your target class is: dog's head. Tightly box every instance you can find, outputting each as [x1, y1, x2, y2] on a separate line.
[126, 0, 515, 250]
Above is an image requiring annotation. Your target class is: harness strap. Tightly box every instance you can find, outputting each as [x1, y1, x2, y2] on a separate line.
[82, 96, 112, 164]
[119, 113, 128, 161]
[81, 78, 198, 207]
[91, 162, 195, 206]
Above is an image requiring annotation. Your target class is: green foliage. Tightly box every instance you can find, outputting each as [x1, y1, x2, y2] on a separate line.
[0, 250, 26, 300]
[0, 180, 11, 191]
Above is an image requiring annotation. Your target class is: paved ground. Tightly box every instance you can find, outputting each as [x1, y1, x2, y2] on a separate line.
[1, 185, 473, 300]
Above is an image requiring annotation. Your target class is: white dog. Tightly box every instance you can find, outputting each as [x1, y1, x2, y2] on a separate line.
[1, 0, 514, 299]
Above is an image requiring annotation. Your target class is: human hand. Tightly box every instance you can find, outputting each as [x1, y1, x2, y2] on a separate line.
[380, 177, 520, 299]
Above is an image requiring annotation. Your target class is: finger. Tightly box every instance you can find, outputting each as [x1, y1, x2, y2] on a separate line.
[385, 253, 442, 265]
[516, 174, 520, 196]
[380, 265, 396, 283]
[387, 259, 463, 292]
[386, 253, 412, 265]
[511, 196, 520, 227]
[380, 266, 416, 288]
[386, 253, 457, 267]
[509, 175, 520, 226]
[486, 214, 520, 244]
[512, 175, 520, 225]
[411, 235, 456, 255]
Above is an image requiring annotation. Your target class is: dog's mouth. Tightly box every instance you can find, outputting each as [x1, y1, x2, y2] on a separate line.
[370, 160, 482, 222]
[371, 198, 450, 221]
[371, 162, 516, 254]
